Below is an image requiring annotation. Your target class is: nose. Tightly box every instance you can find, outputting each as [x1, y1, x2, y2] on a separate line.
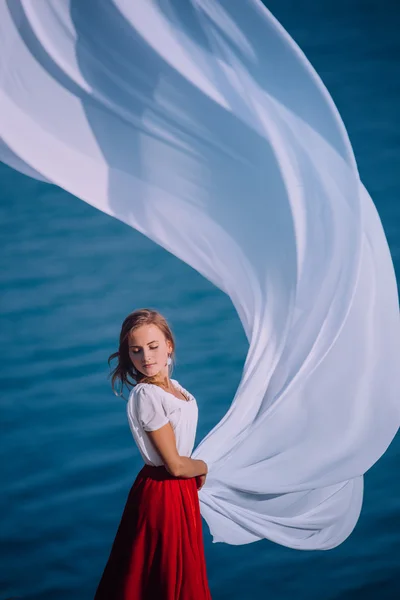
[143, 351, 152, 364]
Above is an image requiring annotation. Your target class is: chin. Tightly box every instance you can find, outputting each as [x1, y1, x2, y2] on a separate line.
[139, 367, 160, 377]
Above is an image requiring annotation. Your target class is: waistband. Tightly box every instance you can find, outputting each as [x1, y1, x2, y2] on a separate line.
[140, 463, 176, 481]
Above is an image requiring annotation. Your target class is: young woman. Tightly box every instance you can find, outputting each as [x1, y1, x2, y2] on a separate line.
[94, 308, 212, 600]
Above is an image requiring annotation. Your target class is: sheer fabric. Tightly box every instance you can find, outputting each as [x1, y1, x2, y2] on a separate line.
[0, 0, 399, 550]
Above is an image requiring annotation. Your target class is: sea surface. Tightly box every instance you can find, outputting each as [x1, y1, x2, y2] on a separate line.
[1, 2, 399, 599]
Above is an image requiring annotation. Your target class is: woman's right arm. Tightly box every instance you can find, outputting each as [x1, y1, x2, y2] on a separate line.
[145, 423, 208, 478]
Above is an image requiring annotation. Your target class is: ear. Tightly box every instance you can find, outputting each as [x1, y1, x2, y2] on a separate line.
[167, 340, 173, 355]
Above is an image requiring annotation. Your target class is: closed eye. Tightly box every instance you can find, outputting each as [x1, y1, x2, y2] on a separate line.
[131, 346, 159, 353]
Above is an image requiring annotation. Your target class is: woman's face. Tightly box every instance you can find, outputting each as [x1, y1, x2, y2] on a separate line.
[128, 324, 172, 378]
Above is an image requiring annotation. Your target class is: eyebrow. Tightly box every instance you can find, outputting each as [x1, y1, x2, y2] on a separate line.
[129, 340, 159, 348]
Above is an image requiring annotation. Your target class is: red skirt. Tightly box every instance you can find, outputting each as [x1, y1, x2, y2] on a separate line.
[94, 464, 212, 600]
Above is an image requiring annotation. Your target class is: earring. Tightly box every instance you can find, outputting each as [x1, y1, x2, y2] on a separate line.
[167, 355, 172, 366]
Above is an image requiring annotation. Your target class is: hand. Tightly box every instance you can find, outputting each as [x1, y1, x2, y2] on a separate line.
[196, 473, 207, 491]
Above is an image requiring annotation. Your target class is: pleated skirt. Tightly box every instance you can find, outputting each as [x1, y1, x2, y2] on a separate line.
[94, 464, 212, 600]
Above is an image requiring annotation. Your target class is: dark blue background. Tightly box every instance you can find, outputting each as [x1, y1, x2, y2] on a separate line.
[1, 2, 399, 598]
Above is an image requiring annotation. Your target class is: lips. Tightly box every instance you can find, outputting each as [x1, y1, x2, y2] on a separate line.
[143, 364, 155, 368]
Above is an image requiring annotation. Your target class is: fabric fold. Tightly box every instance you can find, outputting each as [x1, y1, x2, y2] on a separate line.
[0, 0, 399, 550]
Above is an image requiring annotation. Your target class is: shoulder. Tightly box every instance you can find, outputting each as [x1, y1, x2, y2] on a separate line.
[132, 382, 165, 402]
[131, 384, 169, 431]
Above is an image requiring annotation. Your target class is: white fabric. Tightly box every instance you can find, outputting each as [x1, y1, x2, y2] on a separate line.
[127, 380, 198, 467]
[0, 0, 399, 550]
[135, 385, 170, 432]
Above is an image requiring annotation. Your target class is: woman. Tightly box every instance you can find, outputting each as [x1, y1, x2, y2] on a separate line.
[94, 308, 212, 600]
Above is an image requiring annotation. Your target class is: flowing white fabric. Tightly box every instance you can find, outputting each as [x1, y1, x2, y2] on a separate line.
[1, 0, 399, 550]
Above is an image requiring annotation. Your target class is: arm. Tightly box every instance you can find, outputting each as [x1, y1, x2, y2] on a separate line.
[146, 423, 208, 478]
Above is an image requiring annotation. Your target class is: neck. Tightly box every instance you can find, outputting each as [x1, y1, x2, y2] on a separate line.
[148, 371, 171, 389]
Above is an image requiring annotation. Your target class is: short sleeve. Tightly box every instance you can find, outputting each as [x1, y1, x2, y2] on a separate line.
[135, 385, 169, 432]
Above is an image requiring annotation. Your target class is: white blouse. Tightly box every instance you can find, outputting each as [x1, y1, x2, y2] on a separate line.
[126, 379, 199, 467]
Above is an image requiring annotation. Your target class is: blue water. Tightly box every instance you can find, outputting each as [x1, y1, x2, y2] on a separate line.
[1, 2, 400, 599]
